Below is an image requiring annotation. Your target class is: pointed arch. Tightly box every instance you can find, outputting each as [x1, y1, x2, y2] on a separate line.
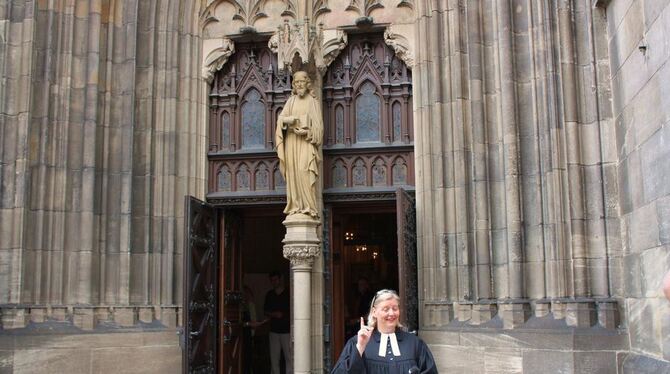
[352, 157, 367, 186]
[240, 88, 266, 149]
[355, 80, 381, 143]
[331, 158, 348, 188]
[372, 157, 387, 186]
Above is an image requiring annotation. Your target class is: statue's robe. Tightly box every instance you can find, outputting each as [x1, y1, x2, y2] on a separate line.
[275, 94, 324, 218]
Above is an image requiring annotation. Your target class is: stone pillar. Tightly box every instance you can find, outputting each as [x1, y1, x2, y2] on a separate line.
[282, 215, 320, 374]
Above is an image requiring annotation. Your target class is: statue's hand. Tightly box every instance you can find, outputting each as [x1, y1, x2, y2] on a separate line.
[293, 127, 308, 136]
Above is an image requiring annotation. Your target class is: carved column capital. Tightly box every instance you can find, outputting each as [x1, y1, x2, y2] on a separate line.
[203, 38, 235, 84]
[283, 244, 321, 268]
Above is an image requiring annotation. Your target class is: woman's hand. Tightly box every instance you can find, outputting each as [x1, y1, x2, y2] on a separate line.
[356, 317, 373, 356]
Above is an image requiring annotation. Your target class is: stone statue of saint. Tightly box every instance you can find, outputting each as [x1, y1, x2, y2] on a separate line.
[275, 71, 324, 219]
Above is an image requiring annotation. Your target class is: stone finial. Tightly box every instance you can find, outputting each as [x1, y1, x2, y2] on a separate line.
[203, 38, 235, 84]
[269, 20, 325, 73]
[283, 245, 320, 267]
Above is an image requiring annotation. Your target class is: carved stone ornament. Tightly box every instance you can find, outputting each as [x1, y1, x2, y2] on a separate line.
[203, 38, 235, 84]
[283, 245, 321, 267]
[322, 30, 348, 71]
[346, 0, 384, 18]
[269, 20, 325, 73]
[384, 28, 414, 68]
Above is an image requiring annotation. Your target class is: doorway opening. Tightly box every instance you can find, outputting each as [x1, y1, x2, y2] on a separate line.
[239, 207, 290, 374]
[329, 204, 400, 360]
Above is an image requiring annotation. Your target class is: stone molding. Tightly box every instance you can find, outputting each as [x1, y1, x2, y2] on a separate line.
[423, 299, 618, 330]
[203, 38, 235, 83]
[0, 305, 181, 331]
[283, 245, 321, 267]
[384, 27, 414, 68]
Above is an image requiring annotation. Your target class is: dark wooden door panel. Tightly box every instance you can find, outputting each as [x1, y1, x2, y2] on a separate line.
[396, 188, 418, 331]
[221, 209, 243, 374]
[184, 196, 219, 374]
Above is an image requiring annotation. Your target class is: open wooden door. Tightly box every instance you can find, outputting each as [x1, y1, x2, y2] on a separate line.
[183, 197, 243, 374]
[219, 209, 243, 374]
[396, 188, 418, 331]
[183, 196, 219, 373]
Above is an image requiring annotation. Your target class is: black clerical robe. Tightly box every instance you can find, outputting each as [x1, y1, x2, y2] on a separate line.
[331, 330, 438, 373]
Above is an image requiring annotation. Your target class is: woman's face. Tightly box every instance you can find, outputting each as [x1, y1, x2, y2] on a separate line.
[373, 298, 400, 333]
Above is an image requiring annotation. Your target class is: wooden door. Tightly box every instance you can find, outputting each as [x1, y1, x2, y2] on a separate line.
[183, 196, 219, 373]
[220, 209, 243, 374]
[396, 188, 418, 331]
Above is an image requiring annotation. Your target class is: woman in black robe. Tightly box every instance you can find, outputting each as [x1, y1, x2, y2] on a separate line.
[331, 289, 438, 373]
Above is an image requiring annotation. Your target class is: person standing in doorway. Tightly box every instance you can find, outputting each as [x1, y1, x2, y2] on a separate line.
[264, 271, 292, 374]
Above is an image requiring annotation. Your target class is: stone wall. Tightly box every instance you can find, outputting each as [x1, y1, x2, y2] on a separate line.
[0, 329, 180, 374]
[0, 0, 201, 372]
[606, 0, 670, 370]
[0, 0, 205, 309]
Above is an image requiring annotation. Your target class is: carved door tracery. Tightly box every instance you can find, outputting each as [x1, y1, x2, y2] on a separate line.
[322, 33, 414, 191]
[208, 41, 291, 195]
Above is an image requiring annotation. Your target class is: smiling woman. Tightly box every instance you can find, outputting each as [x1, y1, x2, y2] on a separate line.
[331, 290, 438, 373]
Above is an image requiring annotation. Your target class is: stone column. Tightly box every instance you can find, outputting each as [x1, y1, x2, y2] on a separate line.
[282, 216, 320, 374]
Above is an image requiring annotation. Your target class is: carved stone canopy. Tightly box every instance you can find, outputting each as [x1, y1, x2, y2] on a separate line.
[384, 27, 414, 68]
[269, 19, 325, 73]
[203, 38, 235, 83]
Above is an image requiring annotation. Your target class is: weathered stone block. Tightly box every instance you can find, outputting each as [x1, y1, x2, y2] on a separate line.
[471, 303, 497, 325]
[73, 308, 95, 330]
[574, 351, 617, 374]
[1, 308, 26, 329]
[550, 300, 567, 320]
[500, 303, 529, 330]
[455, 302, 472, 322]
[597, 301, 619, 329]
[628, 298, 662, 355]
[523, 350, 573, 373]
[160, 308, 178, 328]
[113, 307, 137, 327]
[29, 308, 47, 323]
[629, 203, 660, 253]
[640, 246, 670, 297]
[94, 308, 111, 326]
[641, 123, 670, 203]
[622, 353, 670, 374]
[566, 301, 596, 328]
[533, 301, 550, 318]
[138, 307, 154, 324]
[50, 307, 68, 322]
[657, 196, 670, 245]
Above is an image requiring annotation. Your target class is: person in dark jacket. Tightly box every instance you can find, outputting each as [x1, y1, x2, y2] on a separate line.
[332, 289, 438, 373]
[264, 271, 291, 374]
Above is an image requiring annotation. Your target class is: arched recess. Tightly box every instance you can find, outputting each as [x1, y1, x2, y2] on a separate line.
[322, 32, 414, 193]
[240, 87, 266, 149]
[206, 41, 292, 194]
[355, 80, 382, 143]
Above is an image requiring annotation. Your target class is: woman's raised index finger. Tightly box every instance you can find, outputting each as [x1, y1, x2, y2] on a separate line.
[360, 317, 365, 328]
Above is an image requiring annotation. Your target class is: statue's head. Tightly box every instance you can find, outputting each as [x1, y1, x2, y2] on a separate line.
[291, 71, 312, 97]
